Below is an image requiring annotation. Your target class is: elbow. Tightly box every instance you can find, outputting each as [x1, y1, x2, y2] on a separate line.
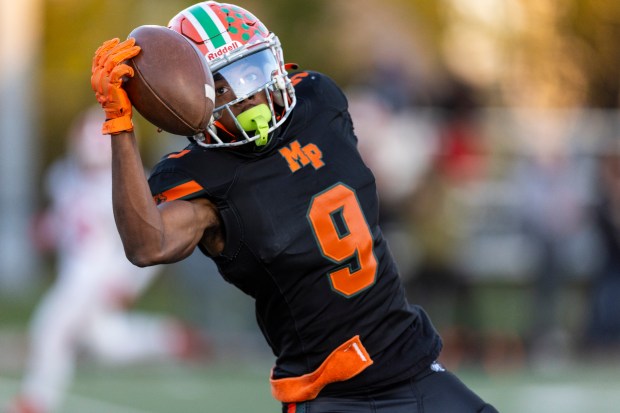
[126, 252, 156, 268]
[123, 242, 187, 267]
[127, 255, 154, 268]
[124, 247, 163, 268]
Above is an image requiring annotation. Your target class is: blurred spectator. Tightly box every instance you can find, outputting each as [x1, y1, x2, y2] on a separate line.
[403, 80, 490, 369]
[585, 146, 620, 351]
[348, 88, 436, 221]
[350, 74, 500, 369]
[510, 125, 591, 364]
[349, 91, 441, 297]
[6, 108, 206, 413]
[434, 80, 487, 185]
[404, 163, 475, 369]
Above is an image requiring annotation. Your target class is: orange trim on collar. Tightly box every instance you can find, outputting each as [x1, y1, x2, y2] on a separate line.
[214, 120, 238, 142]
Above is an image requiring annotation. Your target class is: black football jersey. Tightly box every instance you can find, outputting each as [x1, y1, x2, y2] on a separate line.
[148, 71, 442, 394]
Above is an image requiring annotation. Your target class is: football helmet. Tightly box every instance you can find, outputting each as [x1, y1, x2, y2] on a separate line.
[169, 1, 296, 148]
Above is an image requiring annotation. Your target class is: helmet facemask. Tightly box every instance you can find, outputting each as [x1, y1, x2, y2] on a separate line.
[195, 38, 296, 148]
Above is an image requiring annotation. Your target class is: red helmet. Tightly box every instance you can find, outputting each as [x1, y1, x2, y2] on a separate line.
[169, 2, 296, 148]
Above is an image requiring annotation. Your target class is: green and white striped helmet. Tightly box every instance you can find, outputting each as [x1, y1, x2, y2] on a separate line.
[169, 1, 296, 148]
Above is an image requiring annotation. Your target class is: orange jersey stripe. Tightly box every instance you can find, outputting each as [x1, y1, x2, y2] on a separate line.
[168, 149, 191, 159]
[153, 180, 204, 204]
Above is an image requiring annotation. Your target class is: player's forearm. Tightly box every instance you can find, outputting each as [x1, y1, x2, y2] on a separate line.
[110, 132, 167, 266]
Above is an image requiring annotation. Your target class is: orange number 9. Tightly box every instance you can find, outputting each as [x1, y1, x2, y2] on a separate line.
[308, 184, 378, 297]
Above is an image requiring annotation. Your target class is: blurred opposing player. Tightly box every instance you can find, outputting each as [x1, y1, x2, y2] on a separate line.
[6, 107, 200, 413]
[90, 2, 498, 412]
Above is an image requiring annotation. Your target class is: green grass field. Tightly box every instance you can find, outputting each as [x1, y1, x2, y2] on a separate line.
[2, 357, 620, 413]
[2, 273, 620, 412]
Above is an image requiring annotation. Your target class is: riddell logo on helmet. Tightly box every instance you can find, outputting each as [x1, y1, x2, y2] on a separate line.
[207, 42, 242, 61]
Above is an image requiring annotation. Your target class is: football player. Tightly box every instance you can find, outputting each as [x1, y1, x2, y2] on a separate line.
[6, 108, 203, 413]
[90, 2, 499, 412]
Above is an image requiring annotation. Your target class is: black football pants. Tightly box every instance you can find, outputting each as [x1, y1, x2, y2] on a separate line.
[282, 366, 499, 413]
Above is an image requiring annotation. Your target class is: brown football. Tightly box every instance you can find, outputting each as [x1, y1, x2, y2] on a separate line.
[124, 25, 214, 137]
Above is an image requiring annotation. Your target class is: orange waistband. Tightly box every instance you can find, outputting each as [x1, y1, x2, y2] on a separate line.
[270, 335, 374, 403]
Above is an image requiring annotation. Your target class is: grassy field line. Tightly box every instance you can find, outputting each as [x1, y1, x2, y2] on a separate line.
[471, 378, 620, 413]
[4, 368, 620, 413]
[60, 393, 157, 413]
[0, 376, 156, 413]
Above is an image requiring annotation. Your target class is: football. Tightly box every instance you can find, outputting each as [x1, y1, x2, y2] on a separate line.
[124, 25, 215, 137]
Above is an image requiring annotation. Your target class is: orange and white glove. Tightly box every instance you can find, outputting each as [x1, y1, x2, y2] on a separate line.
[91, 38, 141, 135]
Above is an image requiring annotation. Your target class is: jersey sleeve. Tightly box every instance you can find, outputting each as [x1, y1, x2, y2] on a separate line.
[148, 154, 208, 205]
[288, 71, 357, 147]
[290, 71, 349, 113]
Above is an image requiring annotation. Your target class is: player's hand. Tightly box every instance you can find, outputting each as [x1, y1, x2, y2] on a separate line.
[91, 38, 141, 135]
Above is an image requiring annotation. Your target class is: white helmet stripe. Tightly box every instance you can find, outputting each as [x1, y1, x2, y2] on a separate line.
[184, 3, 232, 51]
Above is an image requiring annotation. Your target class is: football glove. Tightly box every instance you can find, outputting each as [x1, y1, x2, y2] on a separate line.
[91, 38, 141, 135]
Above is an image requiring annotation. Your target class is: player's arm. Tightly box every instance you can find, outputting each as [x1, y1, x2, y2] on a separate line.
[110, 131, 220, 266]
[91, 38, 220, 266]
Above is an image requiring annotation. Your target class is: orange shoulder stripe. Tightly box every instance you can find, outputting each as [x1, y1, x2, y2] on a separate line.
[290, 72, 309, 87]
[153, 180, 204, 204]
[168, 149, 191, 159]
